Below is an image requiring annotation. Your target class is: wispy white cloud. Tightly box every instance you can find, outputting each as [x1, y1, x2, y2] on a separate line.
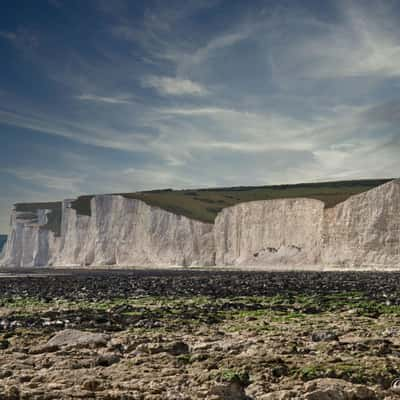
[142, 76, 208, 96]
[0, 31, 17, 41]
[2, 96, 398, 172]
[0, 28, 39, 48]
[76, 94, 133, 104]
[159, 107, 228, 115]
[268, 2, 400, 80]
[3, 168, 84, 193]
[0, 108, 152, 154]
[177, 30, 252, 75]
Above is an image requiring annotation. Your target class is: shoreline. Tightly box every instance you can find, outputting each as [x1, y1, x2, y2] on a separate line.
[1, 264, 400, 277]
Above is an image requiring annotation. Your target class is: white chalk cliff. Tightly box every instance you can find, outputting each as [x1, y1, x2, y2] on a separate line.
[0, 209, 58, 267]
[0, 195, 215, 268]
[214, 198, 325, 266]
[322, 179, 400, 268]
[1, 180, 399, 268]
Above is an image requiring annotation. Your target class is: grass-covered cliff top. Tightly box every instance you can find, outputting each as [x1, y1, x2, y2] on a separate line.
[71, 178, 392, 223]
[13, 179, 393, 235]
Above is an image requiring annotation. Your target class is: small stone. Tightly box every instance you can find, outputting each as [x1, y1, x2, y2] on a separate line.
[259, 390, 296, 400]
[132, 343, 164, 355]
[47, 382, 65, 390]
[5, 386, 20, 400]
[0, 370, 12, 379]
[82, 378, 104, 391]
[29, 344, 59, 354]
[311, 331, 338, 342]
[209, 381, 250, 400]
[19, 375, 33, 383]
[95, 353, 120, 367]
[391, 378, 400, 393]
[383, 327, 400, 337]
[167, 341, 190, 356]
[109, 304, 134, 314]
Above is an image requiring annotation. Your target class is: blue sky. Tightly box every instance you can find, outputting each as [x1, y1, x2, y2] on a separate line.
[0, 0, 400, 233]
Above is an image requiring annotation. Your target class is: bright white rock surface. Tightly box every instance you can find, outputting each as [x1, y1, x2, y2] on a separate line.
[322, 179, 400, 268]
[1, 195, 215, 267]
[0, 209, 58, 267]
[88, 195, 215, 267]
[214, 198, 324, 266]
[1, 180, 399, 268]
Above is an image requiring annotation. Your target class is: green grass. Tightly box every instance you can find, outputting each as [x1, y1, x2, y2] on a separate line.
[70, 178, 392, 222]
[296, 365, 326, 381]
[218, 369, 251, 386]
[295, 362, 397, 386]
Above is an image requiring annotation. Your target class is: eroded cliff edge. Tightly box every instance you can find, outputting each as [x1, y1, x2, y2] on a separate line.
[1, 180, 399, 268]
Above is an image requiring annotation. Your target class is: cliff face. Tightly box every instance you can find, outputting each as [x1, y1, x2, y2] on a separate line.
[0, 209, 58, 267]
[213, 180, 400, 268]
[53, 200, 93, 266]
[1, 180, 399, 268]
[214, 198, 325, 266]
[322, 179, 400, 268]
[1, 195, 215, 267]
[86, 195, 215, 267]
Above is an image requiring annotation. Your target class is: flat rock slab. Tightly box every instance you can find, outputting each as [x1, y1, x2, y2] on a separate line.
[47, 329, 109, 348]
[304, 378, 378, 400]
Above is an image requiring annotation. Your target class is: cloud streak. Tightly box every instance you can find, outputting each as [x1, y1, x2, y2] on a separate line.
[268, 2, 400, 80]
[141, 76, 208, 96]
[0, 31, 17, 41]
[76, 94, 133, 104]
[3, 168, 84, 193]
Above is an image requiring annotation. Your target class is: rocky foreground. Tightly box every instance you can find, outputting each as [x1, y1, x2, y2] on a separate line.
[1, 269, 400, 399]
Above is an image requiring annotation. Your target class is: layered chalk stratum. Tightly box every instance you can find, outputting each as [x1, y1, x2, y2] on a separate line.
[1, 179, 399, 268]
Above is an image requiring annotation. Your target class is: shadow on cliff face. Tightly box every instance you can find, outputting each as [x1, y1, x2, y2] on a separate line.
[0, 235, 7, 253]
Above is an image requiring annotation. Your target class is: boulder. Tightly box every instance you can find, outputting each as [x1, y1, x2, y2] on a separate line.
[311, 331, 338, 342]
[209, 381, 251, 400]
[46, 329, 109, 348]
[94, 353, 120, 367]
[304, 378, 378, 400]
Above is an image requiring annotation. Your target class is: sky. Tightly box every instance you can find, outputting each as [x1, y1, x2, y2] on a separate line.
[0, 0, 400, 233]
